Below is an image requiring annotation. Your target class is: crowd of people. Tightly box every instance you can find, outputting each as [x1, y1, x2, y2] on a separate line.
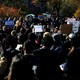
[0, 15, 80, 80]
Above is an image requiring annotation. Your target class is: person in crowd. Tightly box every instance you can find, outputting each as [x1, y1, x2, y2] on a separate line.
[1, 34, 20, 79]
[17, 27, 27, 44]
[0, 15, 80, 80]
[14, 19, 22, 33]
[66, 33, 80, 80]
[28, 32, 40, 50]
[33, 34, 63, 80]
[7, 40, 35, 80]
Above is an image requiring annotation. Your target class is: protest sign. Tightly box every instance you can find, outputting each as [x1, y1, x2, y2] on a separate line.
[34, 25, 43, 32]
[15, 44, 22, 51]
[38, 15, 44, 19]
[61, 24, 72, 34]
[65, 18, 76, 24]
[72, 21, 80, 33]
[5, 20, 14, 27]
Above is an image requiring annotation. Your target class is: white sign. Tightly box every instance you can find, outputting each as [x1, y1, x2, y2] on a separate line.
[65, 18, 76, 25]
[34, 25, 43, 32]
[15, 44, 22, 51]
[72, 21, 80, 33]
[59, 62, 66, 71]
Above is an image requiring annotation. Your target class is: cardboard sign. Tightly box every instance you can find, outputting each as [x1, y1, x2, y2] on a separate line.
[61, 24, 72, 34]
[34, 25, 43, 32]
[5, 20, 14, 27]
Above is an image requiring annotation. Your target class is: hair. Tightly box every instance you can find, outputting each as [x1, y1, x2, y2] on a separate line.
[43, 32, 51, 38]
[41, 36, 54, 48]
[23, 40, 33, 53]
[11, 30, 17, 36]
[5, 35, 17, 49]
[28, 32, 37, 41]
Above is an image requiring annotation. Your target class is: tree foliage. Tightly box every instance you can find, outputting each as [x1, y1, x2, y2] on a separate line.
[60, 0, 78, 17]
[0, 0, 28, 17]
[0, 0, 80, 17]
[0, 4, 20, 17]
[74, 6, 80, 18]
